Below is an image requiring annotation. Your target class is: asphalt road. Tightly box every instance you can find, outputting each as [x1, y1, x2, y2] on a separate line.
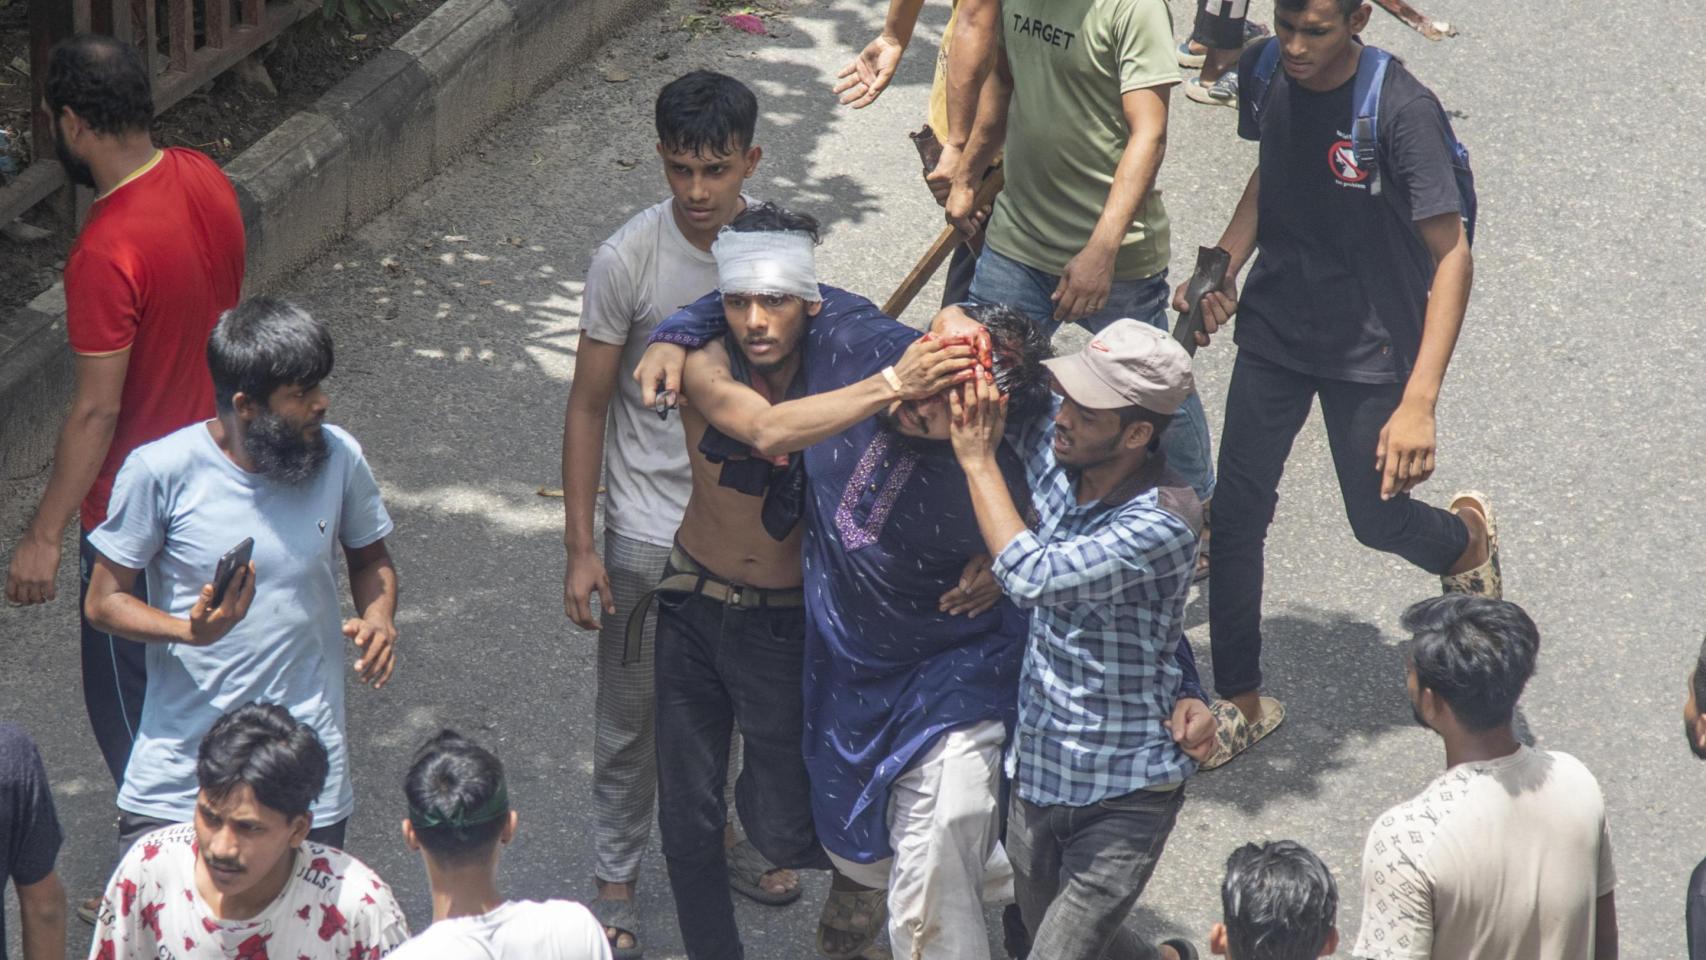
[6, 0, 1706, 956]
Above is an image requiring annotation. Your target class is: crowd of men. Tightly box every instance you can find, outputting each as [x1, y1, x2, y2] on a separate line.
[0, 0, 1654, 957]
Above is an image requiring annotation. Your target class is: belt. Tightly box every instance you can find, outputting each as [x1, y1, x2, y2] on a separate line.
[623, 543, 805, 665]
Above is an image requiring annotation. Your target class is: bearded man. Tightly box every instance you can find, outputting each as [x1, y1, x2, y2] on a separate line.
[84, 297, 399, 858]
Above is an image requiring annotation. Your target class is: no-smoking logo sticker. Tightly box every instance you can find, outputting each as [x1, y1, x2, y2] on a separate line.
[1328, 138, 1369, 185]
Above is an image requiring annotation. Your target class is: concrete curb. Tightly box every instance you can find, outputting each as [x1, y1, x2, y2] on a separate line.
[0, 0, 659, 487]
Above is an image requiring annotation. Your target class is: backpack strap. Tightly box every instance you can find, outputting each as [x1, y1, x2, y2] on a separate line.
[1350, 44, 1392, 196]
[1246, 38, 1282, 130]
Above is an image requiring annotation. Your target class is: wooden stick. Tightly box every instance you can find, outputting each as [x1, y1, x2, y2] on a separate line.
[1371, 0, 1456, 40]
[883, 167, 1005, 319]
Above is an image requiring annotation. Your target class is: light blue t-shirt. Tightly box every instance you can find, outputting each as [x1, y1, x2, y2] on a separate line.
[89, 421, 393, 827]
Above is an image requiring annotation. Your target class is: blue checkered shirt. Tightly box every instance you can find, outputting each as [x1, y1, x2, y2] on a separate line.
[993, 406, 1203, 808]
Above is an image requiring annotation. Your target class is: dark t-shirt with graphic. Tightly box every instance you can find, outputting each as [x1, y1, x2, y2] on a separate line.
[1, 724, 62, 960]
[1234, 46, 1463, 384]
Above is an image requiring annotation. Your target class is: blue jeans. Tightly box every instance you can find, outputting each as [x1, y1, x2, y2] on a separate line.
[969, 246, 1216, 501]
[80, 531, 148, 787]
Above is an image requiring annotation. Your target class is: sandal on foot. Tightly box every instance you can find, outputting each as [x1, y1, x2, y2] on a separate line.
[77, 895, 100, 926]
[818, 885, 888, 960]
[1441, 490, 1502, 600]
[1175, 21, 1270, 67]
[728, 837, 801, 906]
[1183, 72, 1239, 107]
[1162, 938, 1201, 960]
[1199, 697, 1286, 771]
[589, 897, 644, 960]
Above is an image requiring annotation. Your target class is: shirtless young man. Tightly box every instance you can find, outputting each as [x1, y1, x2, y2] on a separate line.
[645, 201, 975, 960]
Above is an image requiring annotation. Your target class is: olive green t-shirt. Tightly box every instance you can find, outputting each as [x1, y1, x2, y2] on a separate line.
[987, 0, 1178, 280]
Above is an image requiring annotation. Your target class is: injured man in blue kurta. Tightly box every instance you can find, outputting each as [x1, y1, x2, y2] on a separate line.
[640, 265, 1209, 960]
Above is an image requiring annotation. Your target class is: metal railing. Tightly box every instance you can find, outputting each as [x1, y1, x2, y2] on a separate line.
[3, 0, 320, 228]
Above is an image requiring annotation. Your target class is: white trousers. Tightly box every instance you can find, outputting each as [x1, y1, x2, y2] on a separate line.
[827, 719, 1013, 960]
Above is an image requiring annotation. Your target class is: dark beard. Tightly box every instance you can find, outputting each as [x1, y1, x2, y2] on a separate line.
[245, 411, 329, 485]
[53, 119, 96, 189]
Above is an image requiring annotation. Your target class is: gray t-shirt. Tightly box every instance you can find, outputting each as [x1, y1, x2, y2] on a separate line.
[579, 197, 722, 547]
[89, 422, 393, 826]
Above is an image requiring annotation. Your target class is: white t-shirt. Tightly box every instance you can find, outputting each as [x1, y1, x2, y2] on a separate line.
[89, 423, 393, 827]
[579, 197, 724, 547]
[1353, 746, 1617, 959]
[388, 900, 612, 960]
[89, 823, 409, 959]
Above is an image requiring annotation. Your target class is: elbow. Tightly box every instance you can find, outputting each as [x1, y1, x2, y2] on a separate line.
[749, 433, 792, 459]
[84, 590, 113, 635]
[74, 400, 121, 436]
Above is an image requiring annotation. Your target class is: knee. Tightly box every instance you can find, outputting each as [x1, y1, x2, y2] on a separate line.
[1347, 506, 1407, 553]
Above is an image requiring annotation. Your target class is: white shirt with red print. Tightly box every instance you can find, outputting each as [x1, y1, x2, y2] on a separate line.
[89, 823, 411, 960]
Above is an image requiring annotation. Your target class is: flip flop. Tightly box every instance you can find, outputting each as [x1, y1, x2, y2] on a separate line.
[818, 885, 888, 960]
[1162, 938, 1201, 960]
[1441, 490, 1502, 600]
[727, 837, 801, 906]
[589, 896, 644, 960]
[1198, 697, 1286, 771]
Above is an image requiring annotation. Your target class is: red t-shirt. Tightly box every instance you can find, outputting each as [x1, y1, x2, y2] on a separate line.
[65, 147, 245, 529]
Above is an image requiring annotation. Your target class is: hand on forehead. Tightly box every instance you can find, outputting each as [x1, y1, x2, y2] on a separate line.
[927, 306, 994, 375]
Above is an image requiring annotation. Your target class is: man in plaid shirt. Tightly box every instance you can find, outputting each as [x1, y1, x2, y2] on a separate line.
[948, 319, 1217, 960]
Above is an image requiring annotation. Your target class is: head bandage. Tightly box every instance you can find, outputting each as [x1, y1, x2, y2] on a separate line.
[712, 228, 821, 303]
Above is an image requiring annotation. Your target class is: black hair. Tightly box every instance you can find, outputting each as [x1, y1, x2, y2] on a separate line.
[1221, 841, 1339, 960]
[656, 70, 759, 158]
[962, 302, 1053, 421]
[196, 702, 329, 821]
[1275, 0, 1365, 19]
[726, 200, 821, 245]
[1401, 594, 1540, 732]
[207, 297, 335, 413]
[1116, 404, 1173, 452]
[404, 730, 509, 866]
[46, 34, 154, 135]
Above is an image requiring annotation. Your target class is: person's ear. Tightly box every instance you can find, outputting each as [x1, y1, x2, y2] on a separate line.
[288, 815, 312, 849]
[401, 819, 419, 852]
[1320, 928, 1340, 956]
[1420, 687, 1451, 729]
[1122, 420, 1153, 452]
[1350, 2, 1372, 34]
[500, 810, 519, 846]
[1692, 710, 1706, 752]
[231, 390, 261, 423]
[1208, 922, 1229, 956]
[655, 142, 668, 161]
[743, 145, 762, 177]
[807, 299, 823, 318]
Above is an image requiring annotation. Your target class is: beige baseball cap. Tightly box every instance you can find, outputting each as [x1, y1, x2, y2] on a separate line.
[1042, 319, 1195, 414]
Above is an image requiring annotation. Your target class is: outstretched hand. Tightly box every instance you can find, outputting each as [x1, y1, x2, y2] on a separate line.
[947, 370, 1006, 466]
[834, 34, 907, 108]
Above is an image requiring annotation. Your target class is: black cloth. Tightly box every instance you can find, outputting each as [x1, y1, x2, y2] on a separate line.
[1690, 855, 1706, 960]
[653, 557, 828, 960]
[1, 724, 62, 960]
[1235, 45, 1463, 384]
[1208, 350, 1469, 698]
[696, 331, 808, 541]
[1191, 0, 1248, 49]
[79, 531, 148, 786]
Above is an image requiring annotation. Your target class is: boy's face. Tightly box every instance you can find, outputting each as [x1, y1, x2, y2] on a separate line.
[658, 142, 762, 235]
[1273, 0, 1371, 87]
[194, 784, 309, 906]
[722, 291, 815, 375]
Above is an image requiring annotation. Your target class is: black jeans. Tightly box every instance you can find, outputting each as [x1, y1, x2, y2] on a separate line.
[654, 588, 826, 960]
[79, 531, 148, 787]
[1209, 350, 1470, 698]
[1008, 784, 1186, 960]
[1688, 856, 1706, 959]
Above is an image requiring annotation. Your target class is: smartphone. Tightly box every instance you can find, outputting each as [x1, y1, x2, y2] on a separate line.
[209, 537, 255, 608]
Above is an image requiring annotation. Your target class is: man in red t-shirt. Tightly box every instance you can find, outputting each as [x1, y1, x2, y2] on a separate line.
[4, 34, 244, 792]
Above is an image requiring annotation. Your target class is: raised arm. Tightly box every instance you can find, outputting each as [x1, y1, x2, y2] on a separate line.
[683, 336, 977, 457]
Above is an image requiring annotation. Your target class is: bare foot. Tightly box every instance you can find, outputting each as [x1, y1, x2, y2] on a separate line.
[760, 866, 798, 897]
[594, 879, 637, 952]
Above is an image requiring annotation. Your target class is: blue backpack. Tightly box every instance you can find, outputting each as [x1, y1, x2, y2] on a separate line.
[1246, 39, 1478, 245]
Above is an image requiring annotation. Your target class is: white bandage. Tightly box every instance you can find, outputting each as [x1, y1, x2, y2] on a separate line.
[712, 228, 821, 303]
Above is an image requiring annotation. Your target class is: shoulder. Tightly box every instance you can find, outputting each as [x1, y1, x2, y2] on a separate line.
[118, 822, 197, 876]
[1114, 490, 1196, 546]
[320, 423, 368, 462]
[317, 844, 404, 912]
[600, 199, 673, 257]
[1376, 55, 1447, 124]
[127, 423, 213, 477]
[1152, 472, 1204, 536]
[1538, 750, 1606, 802]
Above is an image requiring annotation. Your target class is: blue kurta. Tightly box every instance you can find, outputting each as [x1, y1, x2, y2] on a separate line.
[656, 287, 1028, 863]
